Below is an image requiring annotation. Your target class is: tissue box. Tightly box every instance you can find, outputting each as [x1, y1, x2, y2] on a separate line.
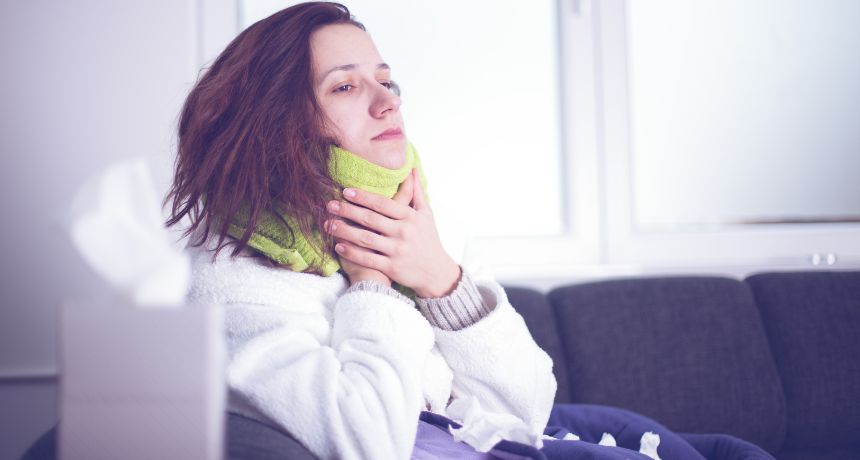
[58, 302, 225, 460]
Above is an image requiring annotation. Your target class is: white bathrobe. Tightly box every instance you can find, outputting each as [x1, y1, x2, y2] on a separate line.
[187, 242, 557, 460]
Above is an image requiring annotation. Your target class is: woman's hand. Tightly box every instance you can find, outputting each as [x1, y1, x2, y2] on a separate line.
[324, 168, 461, 298]
[337, 254, 392, 287]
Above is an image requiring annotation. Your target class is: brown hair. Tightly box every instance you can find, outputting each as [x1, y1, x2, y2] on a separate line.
[165, 2, 364, 273]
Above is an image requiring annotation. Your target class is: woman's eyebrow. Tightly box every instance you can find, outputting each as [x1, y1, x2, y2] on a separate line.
[319, 63, 390, 82]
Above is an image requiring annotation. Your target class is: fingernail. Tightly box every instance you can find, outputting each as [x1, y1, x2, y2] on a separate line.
[328, 201, 340, 212]
[343, 188, 356, 198]
[335, 243, 345, 253]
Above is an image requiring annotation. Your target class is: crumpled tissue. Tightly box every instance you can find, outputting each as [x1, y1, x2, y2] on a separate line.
[542, 432, 579, 441]
[599, 432, 617, 447]
[446, 396, 544, 452]
[639, 431, 662, 460]
[545, 430, 661, 459]
[596, 431, 663, 460]
[64, 159, 189, 306]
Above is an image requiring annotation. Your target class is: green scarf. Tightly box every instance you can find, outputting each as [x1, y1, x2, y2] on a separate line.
[227, 141, 428, 276]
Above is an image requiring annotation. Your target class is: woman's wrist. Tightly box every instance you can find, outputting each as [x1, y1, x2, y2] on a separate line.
[347, 279, 413, 305]
[415, 260, 461, 298]
[416, 269, 492, 330]
[351, 273, 391, 288]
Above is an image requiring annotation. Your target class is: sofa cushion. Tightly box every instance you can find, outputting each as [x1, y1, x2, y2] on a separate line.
[680, 433, 778, 460]
[775, 446, 860, 460]
[505, 286, 573, 403]
[548, 276, 786, 453]
[746, 271, 860, 450]
[226, 411, 318, 459]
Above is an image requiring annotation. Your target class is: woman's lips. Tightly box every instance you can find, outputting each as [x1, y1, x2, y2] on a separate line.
[372, 127, 403, 141]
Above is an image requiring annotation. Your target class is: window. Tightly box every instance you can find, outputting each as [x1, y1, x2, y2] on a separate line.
[596, 0, 860, 270]
[626, 0, 860, 230]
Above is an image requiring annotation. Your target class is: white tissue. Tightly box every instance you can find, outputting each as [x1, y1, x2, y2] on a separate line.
[542, 432, 580, 442]
[537, 427, 662, 458]
[639, 431, 662, 460]
[446, 396, 544, 452]
[65, 159, 189, 307]
[599, 432, 617, 447]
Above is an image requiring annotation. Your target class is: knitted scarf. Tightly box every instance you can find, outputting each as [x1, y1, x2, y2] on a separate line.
[226, 142, 428, 276]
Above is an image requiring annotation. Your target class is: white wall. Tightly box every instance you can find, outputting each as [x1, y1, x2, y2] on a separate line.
[0, 1, 208, 457]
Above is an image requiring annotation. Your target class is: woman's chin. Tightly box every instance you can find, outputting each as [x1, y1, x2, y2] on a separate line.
[373, 141, 407, 169]
[378, 154, 406, 170]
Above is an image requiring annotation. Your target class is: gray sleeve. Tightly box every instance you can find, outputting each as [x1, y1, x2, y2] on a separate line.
[346, 280, 415, 306]
[416, 268, 493, 331]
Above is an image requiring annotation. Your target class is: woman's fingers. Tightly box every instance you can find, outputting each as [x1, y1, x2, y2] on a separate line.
[411, 168, 428, 211]
[339, 186, 412, 220]
[327, 197, 399, 235]
[392, 172, 414, 206]
[323, 170, 452, 294]
[325, 219, 394, 255]
[333, 239, 390, 272]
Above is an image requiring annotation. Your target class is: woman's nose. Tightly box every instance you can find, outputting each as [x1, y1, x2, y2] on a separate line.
[369, 84, 401, 118]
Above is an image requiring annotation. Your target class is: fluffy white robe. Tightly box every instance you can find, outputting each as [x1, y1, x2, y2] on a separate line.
[186, 243, 557, 460]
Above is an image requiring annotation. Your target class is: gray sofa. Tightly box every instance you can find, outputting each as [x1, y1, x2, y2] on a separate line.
[22, 271, 860, 459]
[507, 270, 860, 460]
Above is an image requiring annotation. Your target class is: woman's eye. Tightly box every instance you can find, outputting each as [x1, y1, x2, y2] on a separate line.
[381, 80, 401, 96]
[334, 84, 354, 93]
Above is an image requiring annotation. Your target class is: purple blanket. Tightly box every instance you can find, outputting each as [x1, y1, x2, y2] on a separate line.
[413, 404, 775, 460]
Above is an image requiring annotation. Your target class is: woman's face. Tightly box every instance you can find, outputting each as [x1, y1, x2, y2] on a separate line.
[311, 24, 406, 169]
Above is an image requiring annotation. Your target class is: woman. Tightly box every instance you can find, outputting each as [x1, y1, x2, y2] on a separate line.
[166, 2, 557, 459]
[163, 3, 724, 460]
